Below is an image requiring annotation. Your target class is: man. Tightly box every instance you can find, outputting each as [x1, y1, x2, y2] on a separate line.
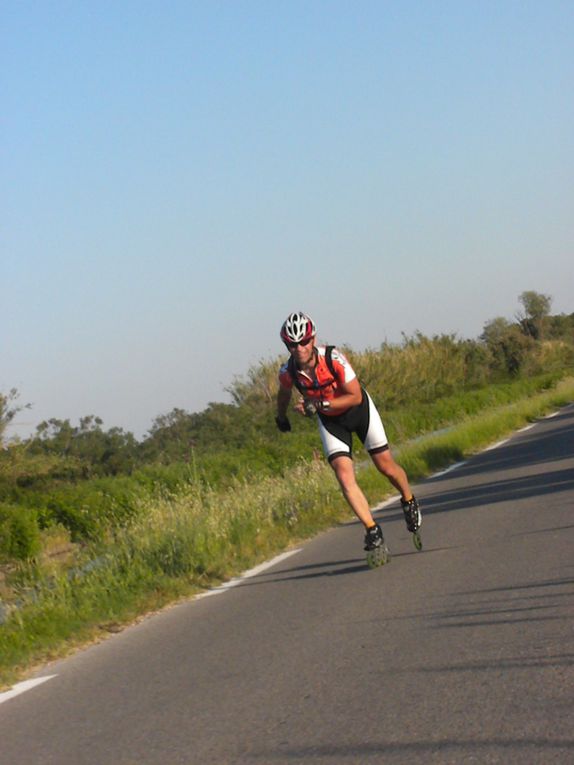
[275, 311, 421, 553]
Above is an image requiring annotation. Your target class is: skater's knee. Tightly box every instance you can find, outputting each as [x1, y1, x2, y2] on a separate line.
[330, 456, 357, 490]
[372, 450, 398, 476]
[336, 470, 359, 493]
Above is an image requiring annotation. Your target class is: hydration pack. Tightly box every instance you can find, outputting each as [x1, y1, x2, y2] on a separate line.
[287, 345, 337, 395]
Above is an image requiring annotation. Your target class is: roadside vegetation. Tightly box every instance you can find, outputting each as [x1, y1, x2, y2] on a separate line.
[1, 291, 573, 685]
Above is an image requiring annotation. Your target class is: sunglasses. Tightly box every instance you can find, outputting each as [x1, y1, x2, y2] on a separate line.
[286, 336, 313, 350]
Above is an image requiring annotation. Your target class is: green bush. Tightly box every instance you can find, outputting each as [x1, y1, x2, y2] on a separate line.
[0, 503, 41, 561]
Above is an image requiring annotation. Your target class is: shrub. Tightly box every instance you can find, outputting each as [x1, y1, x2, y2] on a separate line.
[0, 503, 41, 561]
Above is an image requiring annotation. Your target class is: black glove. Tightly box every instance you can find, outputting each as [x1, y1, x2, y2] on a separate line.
[275, 415, 291, 432]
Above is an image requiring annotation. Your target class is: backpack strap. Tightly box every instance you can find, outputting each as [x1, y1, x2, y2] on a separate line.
[287, 346, 338, 394]
[325, 345, 336, 378]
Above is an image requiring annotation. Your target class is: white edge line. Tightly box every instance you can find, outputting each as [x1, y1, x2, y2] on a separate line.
[2, 551, 304, 694]
[0, 675, 57, 705]
[373, 494, 400, 511]
[195, 548, 302, 600]
[484, 438, 510, 451]
[430, 461, 467, 479]
[405, 415, 550, 483]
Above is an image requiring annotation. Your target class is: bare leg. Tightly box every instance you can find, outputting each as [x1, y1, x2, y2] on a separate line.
[370, 448, 413, 501]
[329, 455, 374, 528]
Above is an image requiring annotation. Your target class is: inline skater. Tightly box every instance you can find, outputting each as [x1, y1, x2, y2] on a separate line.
[275, 311, 421, 559]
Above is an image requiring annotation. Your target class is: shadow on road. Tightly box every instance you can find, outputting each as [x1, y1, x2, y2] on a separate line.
[232, 545, 458, 588]
[453, 576, 574, 596]
[408, 467, 574, 518]
[248, 736, 574, 761]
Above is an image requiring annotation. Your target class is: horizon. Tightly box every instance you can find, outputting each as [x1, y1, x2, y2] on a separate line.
[6, 295, 571, 442]
[3, 2, 573, 439]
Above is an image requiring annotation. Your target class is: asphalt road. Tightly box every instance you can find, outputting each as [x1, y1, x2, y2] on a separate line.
[1, 405, 573, 764]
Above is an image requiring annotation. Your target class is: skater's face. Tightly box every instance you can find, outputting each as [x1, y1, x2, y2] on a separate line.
[287, 336, 315, 366]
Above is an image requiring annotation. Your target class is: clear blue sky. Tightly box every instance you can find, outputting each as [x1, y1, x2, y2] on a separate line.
[3, 1, 573, 439]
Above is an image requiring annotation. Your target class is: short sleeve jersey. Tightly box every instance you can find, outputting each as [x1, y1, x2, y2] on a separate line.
[278, 346, 357, 416]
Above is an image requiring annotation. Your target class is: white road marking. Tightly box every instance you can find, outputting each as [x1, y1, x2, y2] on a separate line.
[0, 675, 56, 705]
[484, 438, 510, 451]
[414, 414, 548, 481]
[373, 495, 400, 511]
[195, 548, 302, 599]
[430, 461, 467, 479]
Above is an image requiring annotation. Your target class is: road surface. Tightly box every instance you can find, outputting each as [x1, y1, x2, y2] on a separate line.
[1, 405, 573, 764]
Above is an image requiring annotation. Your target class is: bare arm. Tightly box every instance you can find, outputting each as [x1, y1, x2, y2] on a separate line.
[294, 377, 363, 415]
[326, 377, 362, 413]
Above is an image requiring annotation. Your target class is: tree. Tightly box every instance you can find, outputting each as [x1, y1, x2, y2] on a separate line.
[517, 291, 552, 340]
[0, 388, 31, 446]
[143, 408, 198, 462]
[31, 416, 138, 475]
[481, 317, 534, 375]
[547, 312, 574, 343]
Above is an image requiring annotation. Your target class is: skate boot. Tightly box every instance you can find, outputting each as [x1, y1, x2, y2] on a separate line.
[401, 496, 423, 551]
[364, 523, 390, 568]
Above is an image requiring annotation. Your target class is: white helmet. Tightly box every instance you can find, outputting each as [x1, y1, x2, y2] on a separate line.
[280, 311, 317, 345]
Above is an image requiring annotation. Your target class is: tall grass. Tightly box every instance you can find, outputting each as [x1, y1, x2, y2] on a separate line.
[346, 334, 490, 407]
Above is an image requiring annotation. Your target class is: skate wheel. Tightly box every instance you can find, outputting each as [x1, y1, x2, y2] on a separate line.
[366, 545, 391, 569]
[412, 531, 423, 551]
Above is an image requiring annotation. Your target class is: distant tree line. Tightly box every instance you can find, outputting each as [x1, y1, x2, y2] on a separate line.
[2, 291, 573, 481]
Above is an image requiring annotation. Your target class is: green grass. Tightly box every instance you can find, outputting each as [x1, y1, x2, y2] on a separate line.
[1, 376, 573, 688]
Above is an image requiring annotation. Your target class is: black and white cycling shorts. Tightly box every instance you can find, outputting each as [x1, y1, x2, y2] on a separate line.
[317, 389, 389, 462]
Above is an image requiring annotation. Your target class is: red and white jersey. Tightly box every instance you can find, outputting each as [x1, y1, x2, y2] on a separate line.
[278, 346, 356, 415]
